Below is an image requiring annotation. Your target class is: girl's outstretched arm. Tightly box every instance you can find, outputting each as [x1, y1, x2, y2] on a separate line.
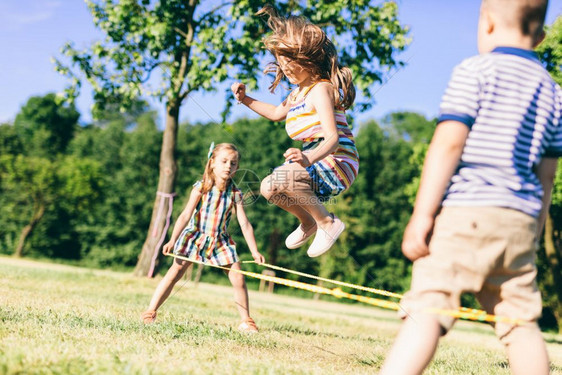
[235, 199, 265, 264]
[162, 186, 202, 255]
[231, 82, 291, 122]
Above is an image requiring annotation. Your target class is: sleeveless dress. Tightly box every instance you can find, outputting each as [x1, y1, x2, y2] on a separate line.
[284, 82, 359, 199]
[173, 181, 242, 266]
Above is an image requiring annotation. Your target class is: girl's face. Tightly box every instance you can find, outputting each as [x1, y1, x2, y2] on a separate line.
[211, 149, 239, 182]
[277, 55, 311, 86]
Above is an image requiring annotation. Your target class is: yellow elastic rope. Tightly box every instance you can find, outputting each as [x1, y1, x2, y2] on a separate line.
[166, 254, 525, 325]
[243, 261, 491, 316]
[242, 261, 402, 299]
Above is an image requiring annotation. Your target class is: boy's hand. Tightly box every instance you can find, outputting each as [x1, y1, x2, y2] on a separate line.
[251, 251, 265, 264]
[402, 214, 434, 261]
[162, 241, 174, 255]
[283, 148, 310, 167]
[231, 82, 246, 103]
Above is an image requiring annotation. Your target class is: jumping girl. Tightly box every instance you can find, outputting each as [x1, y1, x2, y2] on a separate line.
[231, 6, 359, 257]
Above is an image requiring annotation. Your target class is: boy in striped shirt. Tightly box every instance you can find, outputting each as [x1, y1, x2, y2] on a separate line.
[381, 1, 561, 374]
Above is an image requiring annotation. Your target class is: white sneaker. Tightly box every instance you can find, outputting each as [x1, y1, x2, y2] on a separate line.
[285, 223, 317, 249]
[307, 214, 345, 257]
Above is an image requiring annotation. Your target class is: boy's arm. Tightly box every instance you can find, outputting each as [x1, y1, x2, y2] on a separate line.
[402, 120, 470, 261]
[535, 157, 559, 236]
[162, 187, 202, 254]
[235, 200, 265, 263]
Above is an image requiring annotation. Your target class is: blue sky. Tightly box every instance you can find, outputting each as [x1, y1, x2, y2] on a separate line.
[1, 1, 560, 127]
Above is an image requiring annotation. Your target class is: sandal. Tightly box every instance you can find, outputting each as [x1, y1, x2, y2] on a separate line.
[238, 317, 259, 333]
[141, 310, 157, 324]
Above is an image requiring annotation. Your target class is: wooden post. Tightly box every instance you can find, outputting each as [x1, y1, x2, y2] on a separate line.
[313, 280, 323, 300]
[193, 263, 204, 287]
[259, 269, 276, 293]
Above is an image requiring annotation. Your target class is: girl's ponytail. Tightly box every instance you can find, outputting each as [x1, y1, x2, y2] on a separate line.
[201, 158, 216, 194]
[330, 63, 355, 110]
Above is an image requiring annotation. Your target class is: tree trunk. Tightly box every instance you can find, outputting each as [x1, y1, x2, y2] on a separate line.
[268, 228, 281, 265]
[134, 103, 179, 277]
[543, 213, 562, 332]
[14, 203, 45, 257]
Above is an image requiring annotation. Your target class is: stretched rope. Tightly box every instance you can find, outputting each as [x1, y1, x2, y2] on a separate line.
[166, 253, 525, 325]
[241, 260, 402, 298]
[242, 261, 488, 316]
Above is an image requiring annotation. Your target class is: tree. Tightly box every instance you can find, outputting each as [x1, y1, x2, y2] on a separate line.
[536, 16, 562, 332]
[0, 155, 57, 257]
[380, 111, 436, 144]
[66, 109, 162, 267]
[536, 16, 562, 84]
[0, 123, 23, 156]
[0, 154, 103, 258]
[14, 93, 79, 158]
[55, 0, 410, 276]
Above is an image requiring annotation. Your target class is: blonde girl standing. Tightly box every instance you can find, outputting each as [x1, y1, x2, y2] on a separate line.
[231, 6, 359, 258]
[142, 143, 265, 332]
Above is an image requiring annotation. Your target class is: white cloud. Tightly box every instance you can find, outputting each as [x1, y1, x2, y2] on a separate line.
[0, 1, 62, 31]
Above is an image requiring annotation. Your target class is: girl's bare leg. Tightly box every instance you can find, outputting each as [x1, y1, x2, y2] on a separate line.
[261, 163, 333, 228]
[147, 258, 192, 311]
[261, 174, 316, 230]
[224, 262, 250, 320]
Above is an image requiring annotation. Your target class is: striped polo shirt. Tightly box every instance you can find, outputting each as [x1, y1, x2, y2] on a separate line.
[438, 47, 562, 217]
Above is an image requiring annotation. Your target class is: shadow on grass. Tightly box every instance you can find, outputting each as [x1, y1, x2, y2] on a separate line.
[269, 322, 343, 339]
[544, 336, 562, 345]
[353, 352, 384, 367]
[495, 360, 562, 374]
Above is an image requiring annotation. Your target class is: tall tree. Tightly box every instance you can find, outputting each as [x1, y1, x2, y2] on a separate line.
[0, 123, 23, 156]
[66, 108, 162, 267]
[0, 154, 103, 258]
[380, 111, 436, 144]
[55, 0, 409, 276]
[0, 155, 57, 257]
[536, 16, 562, 332]
[14, 93, 79, 158]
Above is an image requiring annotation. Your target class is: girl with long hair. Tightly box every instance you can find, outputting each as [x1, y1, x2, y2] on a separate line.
[231, 6, 359, 257]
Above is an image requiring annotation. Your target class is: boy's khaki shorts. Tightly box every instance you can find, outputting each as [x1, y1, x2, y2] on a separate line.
[399, 207, 542, 342]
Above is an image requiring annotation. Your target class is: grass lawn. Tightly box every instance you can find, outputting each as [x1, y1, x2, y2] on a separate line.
[1, 256, 561, 374]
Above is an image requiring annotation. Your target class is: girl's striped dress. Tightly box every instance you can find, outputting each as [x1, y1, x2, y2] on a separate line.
[285, 82, 359, 199]
[173, 181, 242, 266]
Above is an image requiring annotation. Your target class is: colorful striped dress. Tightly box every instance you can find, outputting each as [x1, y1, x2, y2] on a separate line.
[285, 82, 359, 199]
[173, 181, 242, 266]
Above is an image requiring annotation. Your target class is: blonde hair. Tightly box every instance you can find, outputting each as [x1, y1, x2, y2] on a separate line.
[483, 0, 548, 40]
[201, 143, 240, 193]
[257, 5, 356, 110]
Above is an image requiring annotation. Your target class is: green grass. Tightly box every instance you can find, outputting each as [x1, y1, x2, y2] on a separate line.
[1, 256, 561, 374]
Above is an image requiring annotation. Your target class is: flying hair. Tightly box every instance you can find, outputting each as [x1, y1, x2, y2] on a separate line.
[257, 5, 356, 110]
[201, 143, 240, 193]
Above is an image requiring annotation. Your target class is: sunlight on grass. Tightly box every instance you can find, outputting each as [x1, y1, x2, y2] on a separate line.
[1, 256, 561, 374]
